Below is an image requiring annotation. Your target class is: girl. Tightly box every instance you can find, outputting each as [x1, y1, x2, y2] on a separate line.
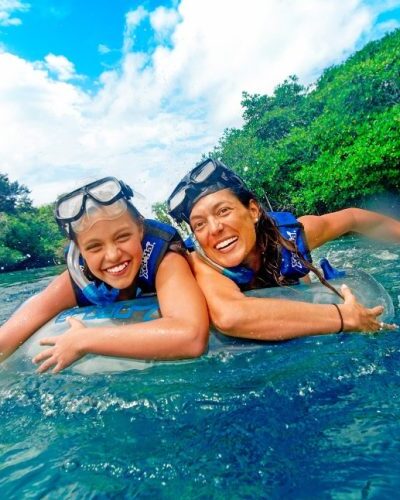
[0, 177, 209, 372]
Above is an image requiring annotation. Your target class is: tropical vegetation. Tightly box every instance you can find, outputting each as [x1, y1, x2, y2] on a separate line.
[0, 173, 65, 271]
[207, 29, 400, 214]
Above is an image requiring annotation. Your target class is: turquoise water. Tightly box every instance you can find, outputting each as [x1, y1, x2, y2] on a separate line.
[0, 237, 399, 498]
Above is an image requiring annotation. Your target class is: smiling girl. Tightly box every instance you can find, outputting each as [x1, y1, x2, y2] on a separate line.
[0, 177, 209, 372]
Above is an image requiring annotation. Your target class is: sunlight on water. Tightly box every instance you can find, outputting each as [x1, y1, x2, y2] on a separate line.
[0, 238, 399, 497]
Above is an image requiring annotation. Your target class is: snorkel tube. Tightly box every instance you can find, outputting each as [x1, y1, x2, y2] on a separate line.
[188, 236, 255, 286]
[67, 241, 119, 306]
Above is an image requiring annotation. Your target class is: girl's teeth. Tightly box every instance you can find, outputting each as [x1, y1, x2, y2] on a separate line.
[107, 262, 128, 274]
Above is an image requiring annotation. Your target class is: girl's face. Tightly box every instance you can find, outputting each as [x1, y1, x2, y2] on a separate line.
[76, 211, 143, 291]
[189, 189, 260, 269]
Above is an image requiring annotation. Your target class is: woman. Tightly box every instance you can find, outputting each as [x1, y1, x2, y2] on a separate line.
[167, 158, 399, 340]
[0, 177, 209, 372]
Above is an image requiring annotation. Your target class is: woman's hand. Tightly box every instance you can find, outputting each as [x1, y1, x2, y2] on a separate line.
[340, 284, 398, 333]
[33, 317, 87, 373]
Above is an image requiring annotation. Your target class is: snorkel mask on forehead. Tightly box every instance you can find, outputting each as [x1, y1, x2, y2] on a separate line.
[167, 158, 249, 224]
[55, 177, 136, 239]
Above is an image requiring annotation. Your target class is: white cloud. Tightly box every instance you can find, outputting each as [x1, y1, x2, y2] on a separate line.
[150, 6, 180, 41]
[98, 44, 112, 55]
[0, 0, 29, 26]
[163, 0, 374, 125]
[0, 0, 398, 210]
[42, 53, 78, 81]
[123, 6, 148, 53]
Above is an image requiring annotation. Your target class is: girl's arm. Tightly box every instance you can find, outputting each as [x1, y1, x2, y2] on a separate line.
[34, 252, 209, 373]
[0, 271, 77, 362]
[299, 208, 400, 251]
[189, 255, 390, 341]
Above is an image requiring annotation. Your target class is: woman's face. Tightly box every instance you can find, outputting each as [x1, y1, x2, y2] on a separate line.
[76, 211, 143, 291]
[189, 189, 260, 269]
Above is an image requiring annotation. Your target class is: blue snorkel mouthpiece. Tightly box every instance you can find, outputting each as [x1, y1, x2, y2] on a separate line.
[81, 282, 119, 306]
[320, 258, 346, 280]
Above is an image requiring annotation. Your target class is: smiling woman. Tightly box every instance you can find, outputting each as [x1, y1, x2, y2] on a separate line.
[167, 158, 400, 340]
[0, 177, 209, 372]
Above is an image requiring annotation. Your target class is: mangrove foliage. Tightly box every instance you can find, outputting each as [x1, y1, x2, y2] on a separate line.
[208, 29, 400, 214]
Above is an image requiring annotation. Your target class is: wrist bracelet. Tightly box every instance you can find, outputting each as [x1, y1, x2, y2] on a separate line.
[332, 303, 344, 333]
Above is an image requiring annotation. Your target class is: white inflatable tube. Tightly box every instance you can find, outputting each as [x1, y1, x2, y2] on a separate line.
[2, 269, 394, 375]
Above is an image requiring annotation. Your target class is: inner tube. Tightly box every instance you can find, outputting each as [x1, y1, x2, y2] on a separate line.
[2, 269, 394, 375]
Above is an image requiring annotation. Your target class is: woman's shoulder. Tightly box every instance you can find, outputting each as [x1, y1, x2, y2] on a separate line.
[188, 253, 242, 294]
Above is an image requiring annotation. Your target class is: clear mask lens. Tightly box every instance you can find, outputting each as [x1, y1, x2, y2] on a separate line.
[88, 179, 121, 202]
[169, 187, 187, 211]
[58, 193, 85, 219]
[192, 160, 216, 182]
[72, 198, 128, 233]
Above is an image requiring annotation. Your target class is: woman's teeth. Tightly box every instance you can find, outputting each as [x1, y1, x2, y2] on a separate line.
[106, 262, 129, 274]
[216, 237, 237, 250]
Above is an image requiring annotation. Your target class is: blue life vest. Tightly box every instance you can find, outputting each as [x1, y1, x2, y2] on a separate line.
[187, 211, 312, 287]
[268, 211, 312, 281]
[137, 219, 182, 294]
[70, 219, 181, 307]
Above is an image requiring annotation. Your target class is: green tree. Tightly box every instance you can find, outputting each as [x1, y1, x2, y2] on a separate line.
[210, 29, 400, 215]
[0, 173, 32, 214]
[294, 105, 400, 212]
[1, 204, 65, 269]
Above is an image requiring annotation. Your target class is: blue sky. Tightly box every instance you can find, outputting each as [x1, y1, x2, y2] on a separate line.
[1, 0, 178, 80]
[0, 0, 399, 210]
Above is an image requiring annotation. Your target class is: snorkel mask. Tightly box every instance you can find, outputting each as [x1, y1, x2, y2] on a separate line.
[55, 177, 140, 306]
[167, 158, 249, 224]
[55, 177, 136, 238]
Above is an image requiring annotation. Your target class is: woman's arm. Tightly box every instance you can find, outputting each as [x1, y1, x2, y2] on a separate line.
[0, 271, 77, 362]
[299, 208, 400, 251]
[190, 255, 390, 341]
[34, 252, 209, 373]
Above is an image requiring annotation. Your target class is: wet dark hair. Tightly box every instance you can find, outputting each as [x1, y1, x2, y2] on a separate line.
[127, 202, 145, 227]
[229, 187, 343, 298]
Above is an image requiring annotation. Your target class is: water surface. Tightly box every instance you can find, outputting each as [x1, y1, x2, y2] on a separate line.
[0, 238, 399, 498]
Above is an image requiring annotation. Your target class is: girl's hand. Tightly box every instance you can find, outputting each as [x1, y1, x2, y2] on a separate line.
[340, 284, 398, 332]
[33, 317, 87, 373]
